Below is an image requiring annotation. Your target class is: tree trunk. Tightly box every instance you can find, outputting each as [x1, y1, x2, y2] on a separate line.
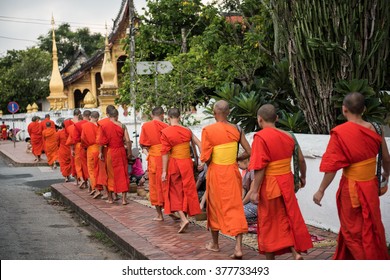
[273, 0, 390, 134]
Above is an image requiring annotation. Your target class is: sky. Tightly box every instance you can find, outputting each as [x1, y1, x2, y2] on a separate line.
[0, 0, 147, 56]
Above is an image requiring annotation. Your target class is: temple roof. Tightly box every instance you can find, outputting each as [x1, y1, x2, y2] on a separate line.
[61, 45, 89, 78]
[62, 0, 129, 86]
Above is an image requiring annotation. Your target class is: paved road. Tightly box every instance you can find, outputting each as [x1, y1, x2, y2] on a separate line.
[0, 156, 127, 260]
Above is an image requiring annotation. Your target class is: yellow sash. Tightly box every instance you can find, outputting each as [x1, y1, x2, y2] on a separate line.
[265, 158, 292, 175]
[343, 157, 376, 208]
[170, 142, 191, 159]
[264, 158, 291, 199]
[87, 143, 99, 153]
[148, 144, 162, 157]
[211, 142, 237, 165]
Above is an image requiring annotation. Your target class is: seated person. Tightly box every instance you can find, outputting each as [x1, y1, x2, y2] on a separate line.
[129, 148, 145, 185]
[25, 137, 32, 153]
[238, 158, 258, 225]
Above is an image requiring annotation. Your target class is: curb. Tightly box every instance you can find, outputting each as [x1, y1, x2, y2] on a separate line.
[51, 184, 152, 260]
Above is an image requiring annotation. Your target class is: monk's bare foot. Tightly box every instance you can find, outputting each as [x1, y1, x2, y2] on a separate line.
[79, 181, 86, 189]
[122, 200, 128, 205]
[152, 217, 164, 221]
[294, 254, 304, 260]
[89, 189, 96, 196]
[205, 242, 220, 252]
[93, 191, 102, 199]
[101, 195, 108, 200]
[169, 213, 180, 221]
[229, 251, 243, 260]
[178, 221, 189, 233]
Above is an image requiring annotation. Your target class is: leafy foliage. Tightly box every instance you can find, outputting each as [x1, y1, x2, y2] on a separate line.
[0, 48, 51, 113]
[333, 79, 388, 124]
[37, 23, 104, 68]
[277, 110, 309, 133]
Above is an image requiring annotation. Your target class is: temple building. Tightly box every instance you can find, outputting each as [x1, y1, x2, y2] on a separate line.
[47, 0, 131, 112]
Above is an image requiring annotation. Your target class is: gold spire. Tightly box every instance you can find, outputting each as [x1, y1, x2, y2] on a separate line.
[83, 91, 97, 109]
[100, 22, 116, 88]
[31, 103, 39, 113]
[48, 14, 67, 110]
[26, 104, 32, 113]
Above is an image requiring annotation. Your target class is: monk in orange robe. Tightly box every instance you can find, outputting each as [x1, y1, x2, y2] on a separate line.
[200, 100, 251, 259]
[65, 119, 77, 180]
[161, 108, 201, 233]
[313, 92, 390, 260]
[248, 104, 312, 260]
[73, 110, 91, 189]
[1, 121, 7, 140]
[40, 114, 55, 152]
[139, 107, 169, 221]
[97, 105, 116, 202]
[81, 111, 102, 198]
[40, 114, 56, 131]
[66, 109, 82, 186]
[99, 108, 131, 205]
[27, 116, 44, 162]
[42, 122, 59, 169]
[57, 120, 72, 182]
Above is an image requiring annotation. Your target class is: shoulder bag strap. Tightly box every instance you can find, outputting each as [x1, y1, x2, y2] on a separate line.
[289, 132, 300, 193]
[370, 122, 382, 195]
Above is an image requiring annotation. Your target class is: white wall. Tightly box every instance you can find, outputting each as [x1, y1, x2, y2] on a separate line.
[2, 108, 389, 243]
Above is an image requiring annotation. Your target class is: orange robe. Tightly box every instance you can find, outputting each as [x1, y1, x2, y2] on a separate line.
[320, 122, 389, 260]
[99, 121, 129, 193]
[249, 127, 313, 255]
[73, 120, 89, 181]
[1, 124, 7, 140]
[160, 125, 201, 216]
[200, 122, 248, 236]
[27, 121, 43, 157]
[57, 128, 71, 178]
[40, 118, 56, 131]
[40, 118, 55, 152]
[42, 127, 58, 165]
[81, 122, 100, 190]
[139, 120, 169, 206]
[65, 121, 77, 178]
[96, 118, 110, 189]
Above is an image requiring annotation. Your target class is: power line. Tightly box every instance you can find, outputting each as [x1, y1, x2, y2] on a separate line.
[0, 15, 108, 29]
[0, 35, 37, 43]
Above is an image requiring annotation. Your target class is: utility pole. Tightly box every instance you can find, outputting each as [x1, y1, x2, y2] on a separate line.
[128, 0, 138, 148]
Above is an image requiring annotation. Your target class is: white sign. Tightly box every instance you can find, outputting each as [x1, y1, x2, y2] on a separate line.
[136, 61, 174, 75]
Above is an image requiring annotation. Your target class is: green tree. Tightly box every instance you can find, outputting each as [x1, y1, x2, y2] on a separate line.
[37, 23, 104, 68]
[0, 48, 51, 113]
[272, 0, 390, 133]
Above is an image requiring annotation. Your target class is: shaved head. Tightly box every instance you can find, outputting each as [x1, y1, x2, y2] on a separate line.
[343, 92, 365, 115]
[167, 108, 180, 119]
[106, 105, 115, 115]
[152, 107, 164, 116]
[110, 108, 119, 118]
[83, 110, 91, 118]
[257, 104, 277, 123]
[91, 111, 100, 120]
[213, 100, 230, 116]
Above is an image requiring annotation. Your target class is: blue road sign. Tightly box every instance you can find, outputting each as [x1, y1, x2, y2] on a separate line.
[7, 101, 19, 114]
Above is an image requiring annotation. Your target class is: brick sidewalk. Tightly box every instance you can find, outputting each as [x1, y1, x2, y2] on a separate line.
[1, 140, 337, 260]
[51, 182, 336, 260]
